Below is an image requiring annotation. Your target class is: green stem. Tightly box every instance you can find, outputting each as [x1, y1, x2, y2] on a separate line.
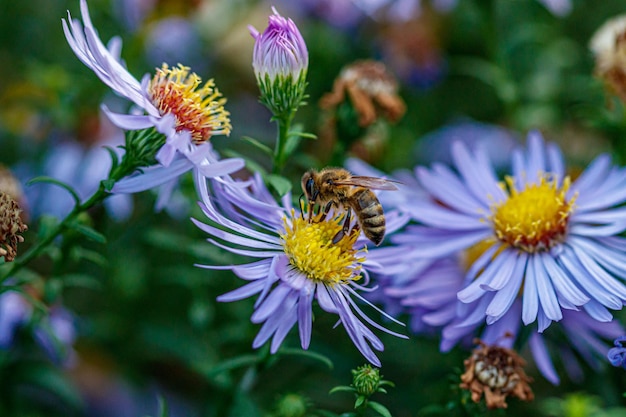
[272, 112, 295, 175]
[0, 159, 137, 283]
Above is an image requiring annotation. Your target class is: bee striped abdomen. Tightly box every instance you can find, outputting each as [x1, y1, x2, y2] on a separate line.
[353, 188, 386, 246]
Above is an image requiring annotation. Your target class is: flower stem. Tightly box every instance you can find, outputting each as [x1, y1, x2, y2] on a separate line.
[0, 157, 138, 282]
[272, 112, 294, 175]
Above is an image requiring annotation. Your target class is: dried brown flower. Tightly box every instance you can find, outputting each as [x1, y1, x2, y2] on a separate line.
[460, 339, 534, 410]
[0, 191, 28, 262]
[590, 15, 626, 103]
[320, 60, 406, 127]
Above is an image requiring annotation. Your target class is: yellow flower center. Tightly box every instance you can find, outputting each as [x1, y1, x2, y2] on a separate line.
[148, 63, 231, 143]
[281, 210, 366, 285]
[490, 175, 576, 253]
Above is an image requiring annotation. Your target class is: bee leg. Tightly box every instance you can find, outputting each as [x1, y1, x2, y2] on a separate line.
[318, 201, 333, 222]
[307, 199, 315, 223]
[332, 209, 352, 244]
[350, 221, 361, 237]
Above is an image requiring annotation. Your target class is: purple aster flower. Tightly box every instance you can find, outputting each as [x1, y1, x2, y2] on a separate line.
[191, 173, 408, 366]
[62, 0, 243, 195]
[608, 336, 626, 369]
[369, 243, 624, 383]
[407, 130, 626, 331]
[364, 131, 626, 383]
[250, 7, 308, 116]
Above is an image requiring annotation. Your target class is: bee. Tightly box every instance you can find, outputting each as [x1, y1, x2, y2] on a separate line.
[301, 167, 399, 246]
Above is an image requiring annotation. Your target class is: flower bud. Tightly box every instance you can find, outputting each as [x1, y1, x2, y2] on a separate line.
[274, 393, 310, 417]
[250, 7, 308, 117]
[351, 364, 381, 397]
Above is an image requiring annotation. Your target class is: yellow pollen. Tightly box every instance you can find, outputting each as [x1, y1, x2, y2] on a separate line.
[490, 175, 576, 253]
[281, 210, 366, 285]
[148, 63, 231, 143]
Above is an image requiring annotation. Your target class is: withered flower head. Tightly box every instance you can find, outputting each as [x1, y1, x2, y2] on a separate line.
[590, 15, 626, 103]
[320, 60, 406, 127]
[460, 339, 534, 410]
[0, 191, 28, 262]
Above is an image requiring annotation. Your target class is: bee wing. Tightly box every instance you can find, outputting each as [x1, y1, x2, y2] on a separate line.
[335, 176, 400, 190]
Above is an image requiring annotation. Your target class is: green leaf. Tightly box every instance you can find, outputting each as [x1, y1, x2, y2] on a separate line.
[329, 386, 355, 395]
[203, 354, 261, 377]
[278, 347, 334, 369]
[103, 145, 120, 171]
[70, 247, 109, 267]
[101, 178, 116, 191]
[266, 174, 292, 197]
[242, 136, 273, 155]
[26, 176, 81, 206]
[288, 131, 317, 140]
[354, 395, 366, 408]
[368, 401, 392, 417]
[58, 273, 103, 290]
[67, 221, 107, 244]
[284, 132, 303, 157]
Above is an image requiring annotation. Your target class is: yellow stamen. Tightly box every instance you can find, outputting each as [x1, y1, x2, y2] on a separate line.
[281, 210, 366, 285]
[490, 175, 576, 253]
[148, 63, 231, 143]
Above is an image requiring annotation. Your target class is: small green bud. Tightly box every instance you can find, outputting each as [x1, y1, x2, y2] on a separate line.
[274, 393, 310, 417]
[352, 364, 381, 397]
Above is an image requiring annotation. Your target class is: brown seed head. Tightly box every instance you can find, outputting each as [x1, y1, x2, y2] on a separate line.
[320, 60, 406, 127]
[460, 339, 534, 410]
[0, 191, 28, 262]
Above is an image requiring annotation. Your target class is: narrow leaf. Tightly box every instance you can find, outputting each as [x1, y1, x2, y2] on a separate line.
[204, 354, 260, 377]
[329, 386, 355, 395]
[278, 347, 333, 369]
[27, 177, 81, 206]
[242, 136, 273, 155]
[67, 221, 107, 244]
[368, 401, 393, 417]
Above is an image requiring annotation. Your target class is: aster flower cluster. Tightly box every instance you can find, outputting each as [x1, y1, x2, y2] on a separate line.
[360, 130, 626, 387]
[7, 0, 626, 415]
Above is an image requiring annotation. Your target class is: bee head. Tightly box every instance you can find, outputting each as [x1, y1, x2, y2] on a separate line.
[301, 170, 318, 202]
